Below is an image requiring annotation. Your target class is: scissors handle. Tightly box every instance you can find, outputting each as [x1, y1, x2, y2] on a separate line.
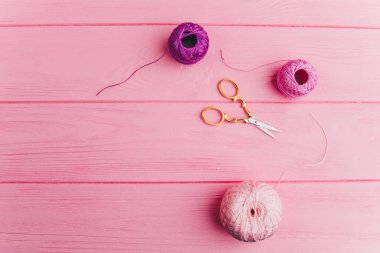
[201, 107, 246, 126]
[217, 79, 240, 100]
[217, 79, 253, 117]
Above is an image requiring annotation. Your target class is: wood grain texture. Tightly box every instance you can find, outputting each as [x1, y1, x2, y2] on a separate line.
[1, 0, 380, 27]
[1, 103, 379, 182]
[1, 26, 380, 102]
[1, 0, 380, 252]
[0, 182, 379, 252]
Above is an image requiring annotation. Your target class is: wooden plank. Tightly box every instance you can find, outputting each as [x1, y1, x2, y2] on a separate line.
[0, 182, 379, 252]
[1, 26, 380, 102]
[1, 103, 379, 182]
[0, 0, 380, 27]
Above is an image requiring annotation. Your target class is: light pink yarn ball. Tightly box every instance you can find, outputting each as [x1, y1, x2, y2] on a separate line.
[277, 59, 318, 97]
[220, 181, 282, 242]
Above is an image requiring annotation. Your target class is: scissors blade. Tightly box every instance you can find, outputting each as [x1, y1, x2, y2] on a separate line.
[255, 120, 281, 132]
[247, 117, 280, 132]
[256, 125, 277, 139]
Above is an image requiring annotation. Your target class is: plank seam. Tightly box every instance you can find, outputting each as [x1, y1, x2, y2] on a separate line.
[1, 101, 380, 104]
[0, 179, 379, 184]
[1, 23, 380, 30]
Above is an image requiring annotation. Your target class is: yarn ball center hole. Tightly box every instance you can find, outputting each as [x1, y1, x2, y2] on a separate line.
[294, 69, 309, 85]
[181, 32, 197, 48]
[250, 208, 262, 217]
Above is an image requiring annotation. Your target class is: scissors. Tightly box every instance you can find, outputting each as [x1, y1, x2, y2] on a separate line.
[201, 79, 280, 139]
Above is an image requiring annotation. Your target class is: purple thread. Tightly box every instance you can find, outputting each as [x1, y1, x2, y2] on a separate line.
[276, 59, 318, 97]
[96, 50, 166, 96]
[168, 22, 209, 64]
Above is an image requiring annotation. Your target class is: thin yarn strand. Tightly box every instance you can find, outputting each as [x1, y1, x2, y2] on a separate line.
[96, 50, 166, 96]
[274, 113, 327, 189]
[274, 168, 289, 189]
[273, 113, 328, 189]
[220, 50, 288, 72]
[305, 113, 328, 166]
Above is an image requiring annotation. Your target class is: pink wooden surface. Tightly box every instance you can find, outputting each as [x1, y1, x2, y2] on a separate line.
[1, 0, 380, 28]
[1, 1, 380, 252]
[1, 182, 380, 253]
[1, 26, 380, 102]
[1, 103, 380, 182]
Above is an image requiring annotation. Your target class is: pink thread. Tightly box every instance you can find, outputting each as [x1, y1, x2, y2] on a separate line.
[274, 168, 289, 189]
[96, 50, 166, 96]
[306, 113, 328, 166]
[220, 52, 317, 97]
[220, 50, 288, 72]
[274, 114, 327, 189]
[277, 59, 318, 97]
[220, 181, 282, 242]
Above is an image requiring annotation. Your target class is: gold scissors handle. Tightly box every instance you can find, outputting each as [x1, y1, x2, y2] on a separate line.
[217, 79, 253, 117]
[201, 107, 246, 126]
[217, 79, 240, 100]
[201, 79, 254, 126]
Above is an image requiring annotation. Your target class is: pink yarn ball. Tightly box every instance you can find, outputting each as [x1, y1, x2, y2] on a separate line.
[168, 22, 209, 64]
[277, 59, 318, 97]
[220, 181, 282, 242]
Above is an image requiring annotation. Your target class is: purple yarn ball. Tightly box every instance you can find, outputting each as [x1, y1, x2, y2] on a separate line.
[168, 22, 209, 64]
[276, 59, 318, 98]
